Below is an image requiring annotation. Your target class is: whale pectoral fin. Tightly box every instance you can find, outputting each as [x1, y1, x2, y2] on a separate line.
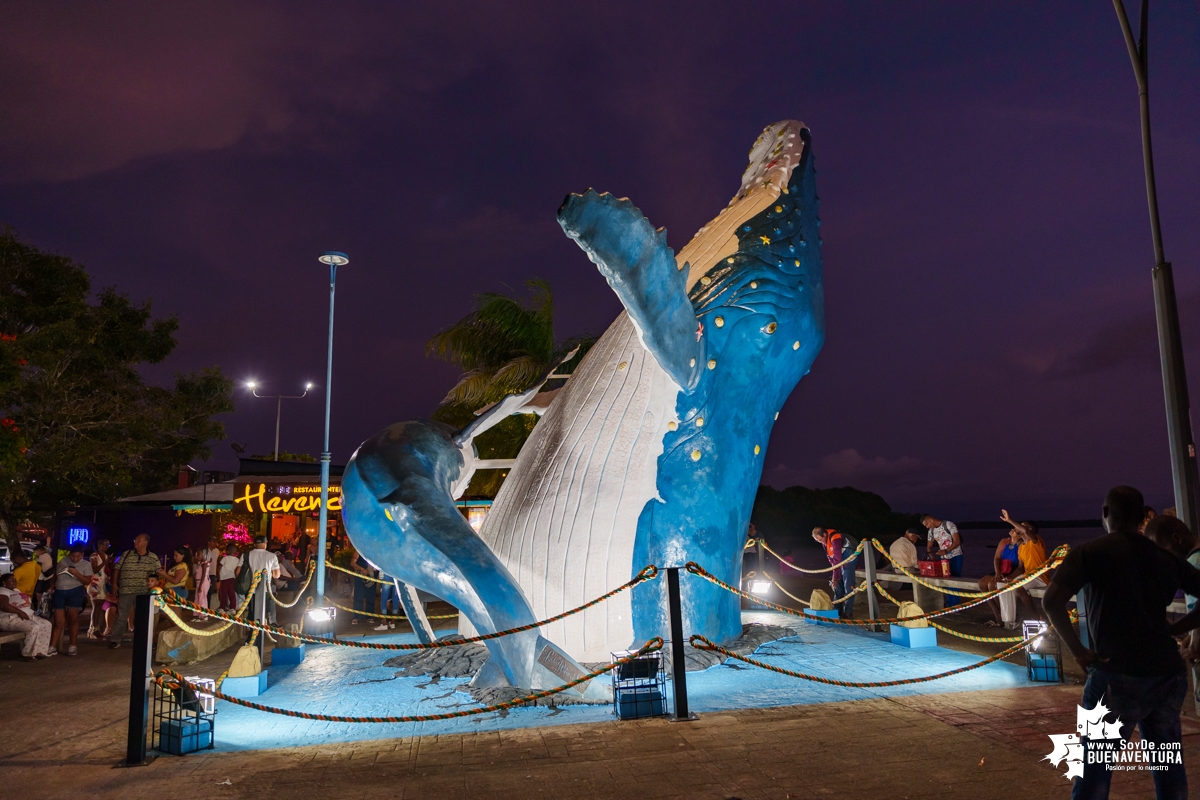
[558, 190, 703, 391]
[469, 657, 512, 690]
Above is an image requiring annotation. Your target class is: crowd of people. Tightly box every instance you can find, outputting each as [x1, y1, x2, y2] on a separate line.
[805, 487, 1200, 800]
[0, 532, 309, 660]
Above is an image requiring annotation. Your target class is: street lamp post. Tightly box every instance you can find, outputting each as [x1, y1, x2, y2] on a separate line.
[315, 251, 348, 603]
[1112, 0, 1200, 531]
[246, 381, 313, 460]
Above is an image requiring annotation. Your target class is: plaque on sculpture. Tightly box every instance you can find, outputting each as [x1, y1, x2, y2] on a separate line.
[536, 643, 591, 693]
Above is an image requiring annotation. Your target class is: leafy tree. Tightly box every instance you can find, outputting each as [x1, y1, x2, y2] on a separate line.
[0, 229, 233, 552]
[426, 278, 593, 497]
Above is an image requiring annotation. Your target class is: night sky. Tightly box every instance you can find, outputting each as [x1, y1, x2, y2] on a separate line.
[2, 3, 1198, 520]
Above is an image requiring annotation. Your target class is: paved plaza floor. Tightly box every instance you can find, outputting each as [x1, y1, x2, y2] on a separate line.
[3, 596, 1199, 798]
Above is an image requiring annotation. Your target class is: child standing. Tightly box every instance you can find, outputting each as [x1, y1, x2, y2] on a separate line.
[218, 544, 241, 611]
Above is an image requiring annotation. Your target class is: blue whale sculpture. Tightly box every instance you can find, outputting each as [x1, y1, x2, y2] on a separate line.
[342, 120, 823, 688]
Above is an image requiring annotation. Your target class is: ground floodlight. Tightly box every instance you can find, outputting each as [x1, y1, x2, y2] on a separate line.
[750, 580, 772, 596]
[1023, 619, 1049, 652]
[307, 607, 336, 623]
[183, 676, 217, 714]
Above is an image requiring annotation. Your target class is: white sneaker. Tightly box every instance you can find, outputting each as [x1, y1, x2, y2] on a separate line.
[47, 647, 57, 656]
[373, 623, 389, 631]
[388, 622, 396, 629]
[67, 645, 78, 656]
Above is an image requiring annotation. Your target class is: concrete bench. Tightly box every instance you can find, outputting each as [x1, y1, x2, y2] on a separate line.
[0, 631, 28, 649]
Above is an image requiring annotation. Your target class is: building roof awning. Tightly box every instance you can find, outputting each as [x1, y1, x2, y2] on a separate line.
[120, 483, 235, 504]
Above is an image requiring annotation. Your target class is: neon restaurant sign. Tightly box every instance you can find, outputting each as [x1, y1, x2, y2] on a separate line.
[232, 481, 341, 514]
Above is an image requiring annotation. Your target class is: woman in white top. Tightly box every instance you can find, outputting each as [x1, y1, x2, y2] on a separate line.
[0, 572, 54, 660]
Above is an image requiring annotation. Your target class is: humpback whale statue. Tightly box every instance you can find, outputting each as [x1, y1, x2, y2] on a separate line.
[342, 120, 823, 690]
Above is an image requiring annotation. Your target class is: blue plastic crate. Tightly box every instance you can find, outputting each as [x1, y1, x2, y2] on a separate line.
[1028, 652, 1060, 682]
[615, 687, 665, 720]
[890, 625, 938, 649]
[159, 718, 213, 755]
[803, 609, 839, 625]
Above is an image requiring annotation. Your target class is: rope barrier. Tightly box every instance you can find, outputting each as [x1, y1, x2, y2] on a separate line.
[769, 579, 810, 606]
[686, 561, 1014, 626]
[266, 560, 317, 608]
[325, 597, 458, 621]
[326, 563, 393, 585]
[763, 577, 867, 608]
[689, 634, 1037, 688]
[156, 572, 263, 637]
[154, 565, 659, 651]
[872, 582, 1025, 643]
[745, 569, 855, 608]
[759, 539, 865, 574]
[152, 638, 664, 723]
[871, 540, 1067, 598]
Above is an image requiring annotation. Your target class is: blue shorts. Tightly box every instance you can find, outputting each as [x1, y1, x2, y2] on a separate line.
[53, 585, 87, 610]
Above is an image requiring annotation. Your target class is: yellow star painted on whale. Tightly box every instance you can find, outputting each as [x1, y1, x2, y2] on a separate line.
[759, 235, 771, 245]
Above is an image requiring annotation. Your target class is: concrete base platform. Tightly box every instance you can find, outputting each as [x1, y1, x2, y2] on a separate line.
[271, 644, 306, 665]
[890, 625, 938, 648]
[156, 617, 243, 665]
[206, 610, 1037, 751]
[222, 671, 268, 698]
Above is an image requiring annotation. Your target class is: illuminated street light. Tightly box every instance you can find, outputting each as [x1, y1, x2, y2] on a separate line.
[246, 382, 311, 461]
[314, 251, 348, 605]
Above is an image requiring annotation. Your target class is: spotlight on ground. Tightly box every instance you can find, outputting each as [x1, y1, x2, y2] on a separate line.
[750, 580, 773, 596]
[306, 606, 337, 639]
[1022, 619, 1049, 652]
[307, 607, 335, 622]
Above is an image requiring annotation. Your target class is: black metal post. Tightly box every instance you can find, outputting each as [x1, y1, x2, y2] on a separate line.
[1113, 0, 1200, 532]
[665, 567, 693, 721]
[256, 578, 267, 664]
[125, 593, 155, 765]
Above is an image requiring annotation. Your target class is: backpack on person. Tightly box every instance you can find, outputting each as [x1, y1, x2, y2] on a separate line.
[234, 551, 254, 595]
[842, 534, 860, 561]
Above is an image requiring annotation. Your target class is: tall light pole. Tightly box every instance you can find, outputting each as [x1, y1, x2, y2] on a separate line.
[246, 381, 313, 460]
[1113, 0, 1200, 531]
[315, 251, 348, 602]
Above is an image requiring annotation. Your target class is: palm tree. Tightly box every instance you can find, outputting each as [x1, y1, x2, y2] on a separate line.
[427, 278, 590, 425]
[427, 279, 591, 497]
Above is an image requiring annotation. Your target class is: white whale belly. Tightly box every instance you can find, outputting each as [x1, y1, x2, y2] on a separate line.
[467, 311, 679, 661]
